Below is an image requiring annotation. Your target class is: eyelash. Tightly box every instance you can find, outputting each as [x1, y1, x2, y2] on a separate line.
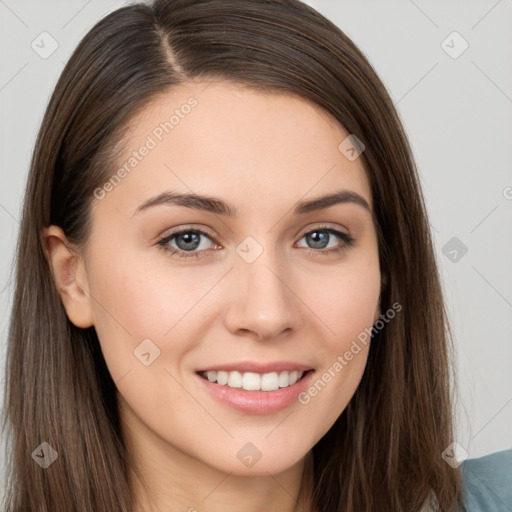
[156, 225, 355, 260]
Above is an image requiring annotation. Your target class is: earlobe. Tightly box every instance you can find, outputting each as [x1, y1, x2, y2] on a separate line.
[42, 225, 94, 328]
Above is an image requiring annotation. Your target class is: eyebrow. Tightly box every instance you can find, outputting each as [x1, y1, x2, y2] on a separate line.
[133, 189, 371, 217]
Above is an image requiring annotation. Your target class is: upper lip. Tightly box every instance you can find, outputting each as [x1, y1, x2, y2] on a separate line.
[197, 361, 314, 373]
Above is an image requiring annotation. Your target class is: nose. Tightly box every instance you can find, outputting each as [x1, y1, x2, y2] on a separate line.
[223, 247, 300, 341]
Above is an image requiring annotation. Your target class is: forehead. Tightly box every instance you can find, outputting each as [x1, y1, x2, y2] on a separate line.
[92, 80, 372, 221]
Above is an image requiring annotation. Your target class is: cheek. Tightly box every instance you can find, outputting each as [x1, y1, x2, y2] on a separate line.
[294, 254, 379, 423]
[303, 253, 381, 346]
[86, 254, 205, 432]
[86, 249, 201, 378]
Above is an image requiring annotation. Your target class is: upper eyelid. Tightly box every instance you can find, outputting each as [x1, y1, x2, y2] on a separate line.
[160, 225, 217, 244]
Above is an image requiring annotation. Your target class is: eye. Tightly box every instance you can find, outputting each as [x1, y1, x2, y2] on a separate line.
[295, 225, 355, 255]
[156, 224, 355, 260]
[157, 227, 220, 259]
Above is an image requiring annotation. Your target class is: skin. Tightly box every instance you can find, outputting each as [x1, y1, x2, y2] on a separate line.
[43, 80, 381, 512]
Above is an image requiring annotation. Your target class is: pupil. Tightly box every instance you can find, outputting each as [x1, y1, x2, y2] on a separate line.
[308, 231, 328, 249]
[177, 232, 200, 250]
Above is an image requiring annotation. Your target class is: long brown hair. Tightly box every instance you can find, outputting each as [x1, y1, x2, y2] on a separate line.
[1, 0, 463, 510]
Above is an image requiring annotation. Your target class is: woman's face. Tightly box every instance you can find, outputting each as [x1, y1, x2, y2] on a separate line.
[67, 81, 381, 476]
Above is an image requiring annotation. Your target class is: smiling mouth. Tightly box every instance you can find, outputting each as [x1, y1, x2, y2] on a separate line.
[198, 369, 312, 392]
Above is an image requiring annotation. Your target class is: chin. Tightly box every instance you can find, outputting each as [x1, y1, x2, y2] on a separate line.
[202, 442, 311, 477]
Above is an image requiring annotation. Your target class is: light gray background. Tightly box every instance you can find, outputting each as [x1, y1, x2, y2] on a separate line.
[1, 0, 511, 502]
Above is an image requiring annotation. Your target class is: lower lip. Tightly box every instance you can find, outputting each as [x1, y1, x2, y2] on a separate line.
[195, 371, 315, 415]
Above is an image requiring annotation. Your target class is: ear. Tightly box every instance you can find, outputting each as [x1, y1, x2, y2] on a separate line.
[42, 225, 94, 328]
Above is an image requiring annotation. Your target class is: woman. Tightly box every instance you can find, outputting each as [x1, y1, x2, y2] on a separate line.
[2, 0, 510, 510]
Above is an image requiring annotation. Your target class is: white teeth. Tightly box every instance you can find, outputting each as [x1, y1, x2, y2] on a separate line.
[202, 370, 305, 391]
[242, 372, 261, 390]
[278, 371, 290, 388]
[216, 371, 228, 385]
[227, 371, 242, 388]
[261, 372, 279, 391]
